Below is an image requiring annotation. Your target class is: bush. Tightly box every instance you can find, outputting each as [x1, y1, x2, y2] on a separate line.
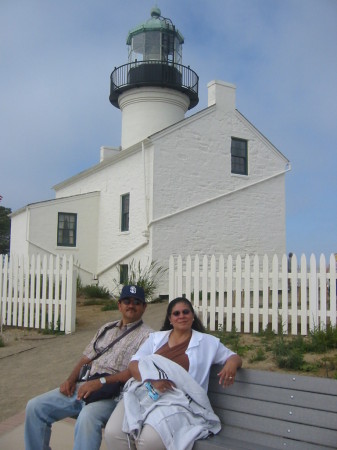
[81, 284, 111, 299]
[0, 334, 5, 347]
[115, 260, 167, 302]
[308, 325, 337, 353]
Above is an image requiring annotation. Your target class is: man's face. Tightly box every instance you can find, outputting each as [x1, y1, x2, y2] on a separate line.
[118, 297, 147, 324]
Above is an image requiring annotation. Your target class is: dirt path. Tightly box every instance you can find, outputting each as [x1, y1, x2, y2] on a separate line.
[0, 301, 168, 422]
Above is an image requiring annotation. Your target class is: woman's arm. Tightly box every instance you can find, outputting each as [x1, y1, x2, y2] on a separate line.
[217, 354, 242, 387]
[128, 360, 142, 381]
[128, 357, 175, 392]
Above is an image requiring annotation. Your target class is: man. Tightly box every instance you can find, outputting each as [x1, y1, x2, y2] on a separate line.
[25, 285, 152, 450]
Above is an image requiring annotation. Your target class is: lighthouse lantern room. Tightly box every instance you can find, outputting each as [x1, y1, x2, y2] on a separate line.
[109, 7, 199, 149]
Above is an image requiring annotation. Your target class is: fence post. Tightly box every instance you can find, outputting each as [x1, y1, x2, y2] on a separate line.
[243, 254, 250, 333]
[65, 255, 77, 334]
[319, 254, 327, 329]
[309, 254, 318, 331]
[330, 254, 337, 327]
[300, 254, 308, 335]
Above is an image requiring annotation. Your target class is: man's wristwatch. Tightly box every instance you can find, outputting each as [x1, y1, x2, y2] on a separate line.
[99, 377, 106, 385]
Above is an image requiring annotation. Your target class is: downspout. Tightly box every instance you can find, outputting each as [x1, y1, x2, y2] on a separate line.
[148, 166, 291, 227]
[142, 141, 150, 233]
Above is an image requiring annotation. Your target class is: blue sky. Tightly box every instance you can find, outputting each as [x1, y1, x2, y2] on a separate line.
[1, 0, 336, 260]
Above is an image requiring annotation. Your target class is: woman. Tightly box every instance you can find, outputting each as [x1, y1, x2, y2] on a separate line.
[105, 297, 242, 450]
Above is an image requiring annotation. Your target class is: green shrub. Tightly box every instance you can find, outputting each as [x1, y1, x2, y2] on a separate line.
[308, 325, 337, 353]
[0, 334, 5, 347]
[115, 260, 167, 302]
[249, 348, 266, 363]
[101, 300, 119, 311]
[81, 284, 110, 299]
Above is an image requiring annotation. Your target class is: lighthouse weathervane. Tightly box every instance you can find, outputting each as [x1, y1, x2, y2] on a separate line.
[109, 7, 199, 149]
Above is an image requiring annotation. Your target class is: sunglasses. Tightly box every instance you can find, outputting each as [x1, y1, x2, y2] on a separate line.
[171, 309, 192, 317]
[121, 298, 143, 306]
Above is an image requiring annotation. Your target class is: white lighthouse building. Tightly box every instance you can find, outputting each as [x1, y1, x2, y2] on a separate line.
[10, 8, 289, 295]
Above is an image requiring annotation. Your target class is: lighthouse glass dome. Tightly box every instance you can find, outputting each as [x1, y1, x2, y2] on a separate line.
[126, 8, 183, 64]
[109, 8, 199, 110]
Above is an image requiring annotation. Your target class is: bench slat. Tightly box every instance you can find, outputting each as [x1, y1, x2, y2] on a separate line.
[210, 381, 337, 413]
[193, 434, 273, 450]
[216, 409, 337, 448]
[210, 366, 337, 395]
[214, 426, 335, 450]
[202, 367, 337, 450]
[209, 394, 337, 429]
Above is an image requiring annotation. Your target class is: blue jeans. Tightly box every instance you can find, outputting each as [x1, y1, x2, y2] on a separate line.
[24, 385, 117, 450]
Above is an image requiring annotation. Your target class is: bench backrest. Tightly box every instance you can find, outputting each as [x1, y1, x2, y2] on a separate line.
[208, 366, 337, 450]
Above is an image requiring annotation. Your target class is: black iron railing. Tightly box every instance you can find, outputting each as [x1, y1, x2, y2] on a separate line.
[110, 61, 199, 109]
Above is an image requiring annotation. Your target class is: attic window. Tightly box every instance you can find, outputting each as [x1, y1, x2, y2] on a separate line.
[231, 138, 248, 175]
[57, 213, 77, 247]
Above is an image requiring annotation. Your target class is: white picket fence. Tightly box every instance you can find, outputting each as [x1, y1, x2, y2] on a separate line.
[169, 253, 337, 335]
[0, 254, 77, 334]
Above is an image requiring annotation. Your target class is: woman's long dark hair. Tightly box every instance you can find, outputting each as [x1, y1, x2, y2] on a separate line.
[160, 297, 206, 332]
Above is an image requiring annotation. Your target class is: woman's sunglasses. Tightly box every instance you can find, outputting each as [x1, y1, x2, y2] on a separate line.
[171, 309, 192, 317]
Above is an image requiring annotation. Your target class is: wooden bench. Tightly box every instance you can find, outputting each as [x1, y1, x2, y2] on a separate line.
[194, 366, 337, 450]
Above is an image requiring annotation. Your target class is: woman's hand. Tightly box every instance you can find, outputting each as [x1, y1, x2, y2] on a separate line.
[217, 354, 242, 388]
[77, 380, 101, 400]
[150, 379, 175, 393]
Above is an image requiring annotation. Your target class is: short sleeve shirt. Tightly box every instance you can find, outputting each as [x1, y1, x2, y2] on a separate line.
[83, 319, 152, 376]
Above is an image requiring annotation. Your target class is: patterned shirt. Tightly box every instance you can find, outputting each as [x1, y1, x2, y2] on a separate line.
[83, 319, 152, 376]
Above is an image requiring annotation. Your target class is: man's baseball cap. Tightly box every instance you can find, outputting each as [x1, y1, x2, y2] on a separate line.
[119, 285, 146, 303]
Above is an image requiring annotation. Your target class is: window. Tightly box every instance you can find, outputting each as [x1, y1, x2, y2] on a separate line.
[121, 193, 130, 232]
[231, 138, 248, 175]
[57, 213, 77, 247]
[119, 264, 129, 285]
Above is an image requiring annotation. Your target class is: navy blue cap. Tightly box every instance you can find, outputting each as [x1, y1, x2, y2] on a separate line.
[119, 285, 145, 303]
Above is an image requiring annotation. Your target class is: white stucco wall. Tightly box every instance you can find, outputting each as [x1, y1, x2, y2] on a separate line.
[11, 79, 289, 297]
[10, 208, 30, 256]
[150, 104, 288, 281]
[54, 146, 154, 291]
[11, 193, 100, 286]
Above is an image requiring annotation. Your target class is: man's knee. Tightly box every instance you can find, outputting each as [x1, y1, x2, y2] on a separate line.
[76, 405, 102, 430]
[26, 396, 40, 417]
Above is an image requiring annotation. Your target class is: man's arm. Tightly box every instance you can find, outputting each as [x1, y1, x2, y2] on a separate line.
[60, 355, 91, 397]
[76, 368, 132, 400]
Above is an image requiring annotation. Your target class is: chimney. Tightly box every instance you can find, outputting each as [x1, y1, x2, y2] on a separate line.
[207, 80, 236, 113]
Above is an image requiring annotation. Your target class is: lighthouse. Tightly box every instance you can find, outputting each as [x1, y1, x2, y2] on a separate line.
[109, 7, 199, 149]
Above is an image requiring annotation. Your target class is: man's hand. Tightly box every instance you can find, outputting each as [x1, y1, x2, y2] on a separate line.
[60, 379, 77, 397]
[77, 380, 102, 400]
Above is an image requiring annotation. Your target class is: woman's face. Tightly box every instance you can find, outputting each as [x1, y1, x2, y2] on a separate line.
[170, 301, 194, 332]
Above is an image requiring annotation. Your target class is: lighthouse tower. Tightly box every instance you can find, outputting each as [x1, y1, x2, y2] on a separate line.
[109, 7, 199, 149]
